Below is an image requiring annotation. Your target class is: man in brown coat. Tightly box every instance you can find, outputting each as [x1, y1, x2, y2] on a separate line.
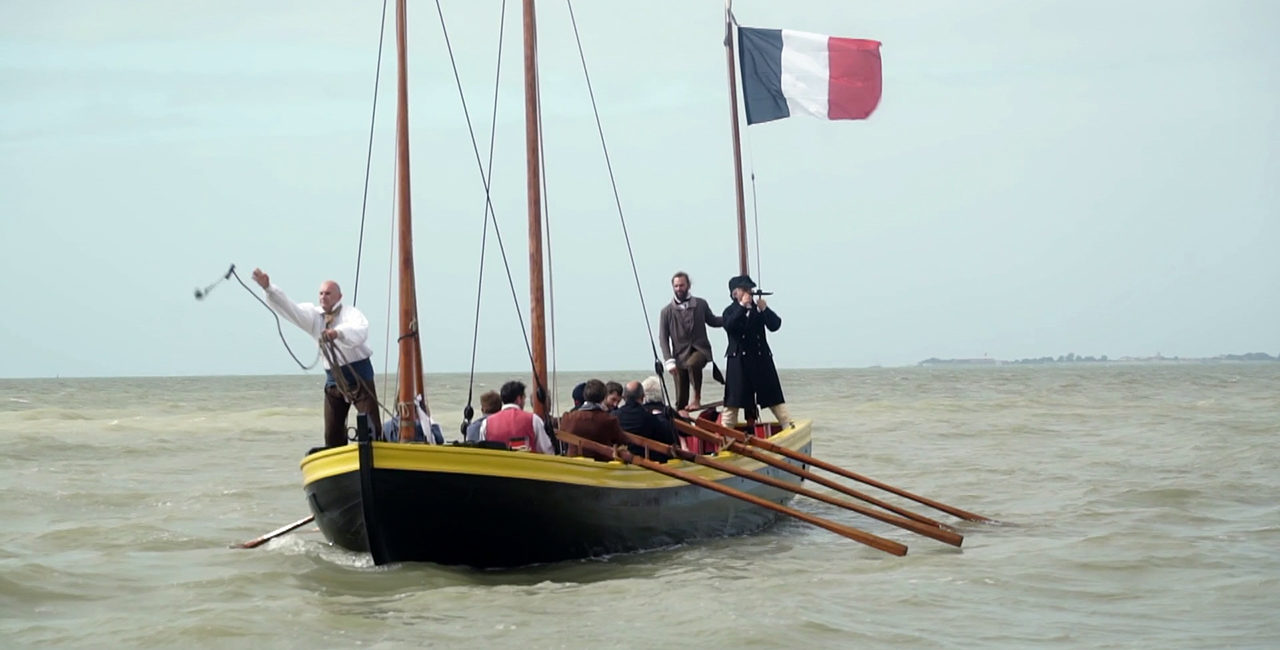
[558, 379, 629, 461]
[658, 271, 724, 411]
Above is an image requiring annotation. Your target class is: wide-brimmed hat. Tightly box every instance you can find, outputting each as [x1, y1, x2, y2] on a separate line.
[728, 275, 757, 291]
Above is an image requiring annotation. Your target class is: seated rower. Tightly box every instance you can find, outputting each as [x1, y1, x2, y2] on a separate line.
[603, 381, 624, 412]
[641, 375, 678, 432]
[559, 379, 629, 461]
[614, 380, 677, 462]
[477, 380, 555, 454]
[464, 390, 502, 443]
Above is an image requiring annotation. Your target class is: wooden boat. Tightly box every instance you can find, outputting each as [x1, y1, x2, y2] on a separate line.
[298, 0, 816, 567]
[302, 422, 812, 567]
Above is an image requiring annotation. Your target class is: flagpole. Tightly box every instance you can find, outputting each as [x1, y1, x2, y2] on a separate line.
[723, 0, 749, 276]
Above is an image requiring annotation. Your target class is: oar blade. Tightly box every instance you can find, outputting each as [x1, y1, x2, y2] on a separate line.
[232, 515, 315, 549]
[648, 427, 962, 547]
[558, 431, 907, 556]
[689, 417, 995, 523]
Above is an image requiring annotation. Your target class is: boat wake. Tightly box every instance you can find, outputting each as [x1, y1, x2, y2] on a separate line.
[262, 534, 377, 569]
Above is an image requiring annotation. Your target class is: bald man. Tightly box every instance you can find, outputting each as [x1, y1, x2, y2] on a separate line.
[252, 268, 381, 447]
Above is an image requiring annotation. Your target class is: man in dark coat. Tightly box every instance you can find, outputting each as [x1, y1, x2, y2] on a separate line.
[558, 379, 630, 461]
[640, 376, 678, 434]
[613, 380, 678, 462]
[721, 275, 792, 430]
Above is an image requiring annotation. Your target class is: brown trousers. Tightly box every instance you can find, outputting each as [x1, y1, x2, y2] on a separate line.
[323, 382, 381, 447]
[675, 350, 708, 409]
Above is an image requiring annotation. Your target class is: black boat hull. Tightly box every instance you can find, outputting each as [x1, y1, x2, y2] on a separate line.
[301, 421, 813, 568]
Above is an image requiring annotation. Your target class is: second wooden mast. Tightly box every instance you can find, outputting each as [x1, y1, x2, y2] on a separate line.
[394, 0, 425, 439]
[523, 0, 550, 418]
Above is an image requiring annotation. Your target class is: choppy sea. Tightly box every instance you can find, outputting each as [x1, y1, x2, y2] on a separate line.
[2, 364, 1278, 648]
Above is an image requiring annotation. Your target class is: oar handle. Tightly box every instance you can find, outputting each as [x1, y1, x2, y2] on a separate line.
[670, 422, 962, 532]
[690, 418, 994, 523]
[622, 432, 961, 547]
[557, 431, 907, 556]
[675, 420, 952, 530]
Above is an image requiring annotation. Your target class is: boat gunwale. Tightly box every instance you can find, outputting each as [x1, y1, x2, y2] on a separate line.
[300, 419, 813, 489]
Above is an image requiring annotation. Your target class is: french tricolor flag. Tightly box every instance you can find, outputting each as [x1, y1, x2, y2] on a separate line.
[738, 26, 883, 125]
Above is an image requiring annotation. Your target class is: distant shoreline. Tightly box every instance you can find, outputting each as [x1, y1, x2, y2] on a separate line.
[918, 352, 1279, 367]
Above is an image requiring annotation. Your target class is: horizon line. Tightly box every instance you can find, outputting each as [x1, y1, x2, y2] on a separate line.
[3, 356, 1277, 381]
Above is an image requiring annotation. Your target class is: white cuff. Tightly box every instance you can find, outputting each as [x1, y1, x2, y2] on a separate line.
[663, 358, 677, 372]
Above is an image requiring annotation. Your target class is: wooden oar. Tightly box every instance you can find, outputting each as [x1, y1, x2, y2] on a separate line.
[622, 432, 961, 547]
[675, 420, 955, 531]
[690, 418, 995, 523]
[676, 400, 723, 419]
[556, 431, 907, 556]
[232, 515, 315, 549]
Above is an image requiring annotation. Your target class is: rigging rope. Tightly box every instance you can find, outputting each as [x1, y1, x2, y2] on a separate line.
[534, 29, 560, 416]
[381, 132, 398, 406]
[564, 0, 671, 402]
[321, 338, 394, 441]
[351, 0, 392, 307]
[461, 0, 509, 430]
[750, 168, 762, 287]
[433, 0, 549, 409]
[200, 264, 394, 440]
[226, 266, 322, 370]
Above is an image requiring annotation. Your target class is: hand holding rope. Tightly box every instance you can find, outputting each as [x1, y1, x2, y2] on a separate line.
[193, 264, 322, 370]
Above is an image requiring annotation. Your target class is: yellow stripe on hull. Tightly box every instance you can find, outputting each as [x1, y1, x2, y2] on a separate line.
[300, 419, 812, 489]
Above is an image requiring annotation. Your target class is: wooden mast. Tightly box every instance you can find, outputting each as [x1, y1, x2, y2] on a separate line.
[724, 0, 750, 276]
[522, 0, 550, 418]
[724, 1, 759, 427]
[394, 0, 423, 439]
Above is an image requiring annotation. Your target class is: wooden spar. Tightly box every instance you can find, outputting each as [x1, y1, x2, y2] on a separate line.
[690, 418, 996, 523]
[393, 0, 422, 438]
[522, 0, 550, 418]
[557, 431, 907, 556]
[674, 420, 958, 532]
[620, 432, 962, 547]
[723, 0, 749, 275]
[689, 400, 724, 413]
[232, 515, 315, 549]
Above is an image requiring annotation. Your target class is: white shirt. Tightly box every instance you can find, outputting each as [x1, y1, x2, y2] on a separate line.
[479, 404, 555, 454]
[263, 283, 373, 369]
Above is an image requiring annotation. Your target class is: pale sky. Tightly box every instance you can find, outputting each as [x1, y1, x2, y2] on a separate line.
[1, 0, 1276, 378]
